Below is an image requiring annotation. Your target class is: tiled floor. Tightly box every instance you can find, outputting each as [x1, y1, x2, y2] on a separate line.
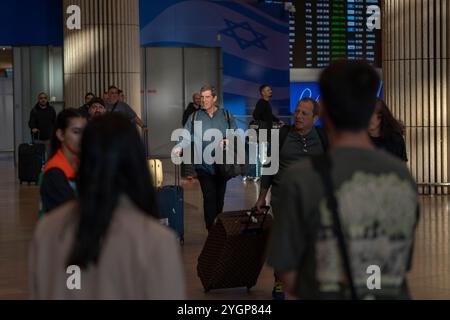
[1, 154, 449, 299]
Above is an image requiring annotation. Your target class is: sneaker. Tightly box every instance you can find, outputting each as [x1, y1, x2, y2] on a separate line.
[272, 281, 285, 300]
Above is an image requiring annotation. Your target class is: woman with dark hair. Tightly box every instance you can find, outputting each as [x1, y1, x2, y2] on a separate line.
[40, 108, 87, 214]
[369, 99, 408, 162]
[30, 113, 186, 300]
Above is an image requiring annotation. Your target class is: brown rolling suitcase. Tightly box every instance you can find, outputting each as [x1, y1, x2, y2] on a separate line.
[197, 207, 273, 292]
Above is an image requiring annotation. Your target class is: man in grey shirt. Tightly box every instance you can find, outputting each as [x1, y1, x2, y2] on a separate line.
[105, 86, 148, 132]
[255, 97, 327, 300]
[268, 61, 419, 300]
[255, 98, 327, 214]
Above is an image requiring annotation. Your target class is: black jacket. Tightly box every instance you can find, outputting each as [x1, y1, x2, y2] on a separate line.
[252, 99, 280, 129]
[40, 168, 75, 212]
[28, 103, 57, 141]
[371, 132, 408, 162]
[78, 104, 90, 118]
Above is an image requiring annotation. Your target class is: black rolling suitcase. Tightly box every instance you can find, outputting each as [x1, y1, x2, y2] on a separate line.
[18, 141, 45, 184]
[197, 207, 273, 292]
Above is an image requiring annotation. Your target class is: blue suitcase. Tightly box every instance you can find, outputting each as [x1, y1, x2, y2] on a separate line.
[156, 165, 185, 244]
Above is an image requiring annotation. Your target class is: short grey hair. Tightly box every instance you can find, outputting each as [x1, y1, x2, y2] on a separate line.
[200, 85, 217, 97]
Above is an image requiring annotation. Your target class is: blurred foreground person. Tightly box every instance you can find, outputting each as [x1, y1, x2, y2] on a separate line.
[40, 109, 86, 214]
[369, 99, 407, 162]
[268, 61, 419, 300]
[30, 113, 186, 300]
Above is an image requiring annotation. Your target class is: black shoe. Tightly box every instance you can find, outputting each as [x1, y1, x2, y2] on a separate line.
[272, 281, 285, 300]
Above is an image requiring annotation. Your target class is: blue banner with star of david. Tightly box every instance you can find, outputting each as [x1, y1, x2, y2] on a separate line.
[140, 0, 291, 118]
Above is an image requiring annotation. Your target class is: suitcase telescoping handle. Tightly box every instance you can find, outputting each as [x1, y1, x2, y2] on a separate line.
[31, 131, 40, 144]
[243, 206, 270, 234]
[174, 163, 180, 186]
[143, 130, 149, 159]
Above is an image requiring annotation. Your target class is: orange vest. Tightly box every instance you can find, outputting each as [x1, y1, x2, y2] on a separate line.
[43, 149, 78, 180]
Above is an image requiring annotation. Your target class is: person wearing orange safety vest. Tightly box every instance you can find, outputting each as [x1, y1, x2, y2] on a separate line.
[39, 109, 87, 216]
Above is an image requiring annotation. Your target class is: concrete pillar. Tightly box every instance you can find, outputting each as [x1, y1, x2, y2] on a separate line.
[63, 0, 141, 115]
[382, 0, 450, 194]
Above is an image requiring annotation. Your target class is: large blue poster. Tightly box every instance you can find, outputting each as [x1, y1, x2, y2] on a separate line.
[140, 0, 290, 117]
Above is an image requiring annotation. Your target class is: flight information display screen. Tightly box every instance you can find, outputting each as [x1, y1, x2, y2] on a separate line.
[291, 0, 381, 68]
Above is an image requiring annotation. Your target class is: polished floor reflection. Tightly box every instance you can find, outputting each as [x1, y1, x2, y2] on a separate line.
[0, 154, 449, 299]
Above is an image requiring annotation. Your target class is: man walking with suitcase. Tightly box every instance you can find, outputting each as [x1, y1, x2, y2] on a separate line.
[176, 85, 238, 231]
[28, 92, 57, 158]
[255, 97, 328, 300]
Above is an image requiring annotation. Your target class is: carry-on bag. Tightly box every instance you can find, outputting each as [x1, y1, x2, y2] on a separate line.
[18, 134, 46, 184]
[197, 206, 273, 292]
[156, 164, 185, 244]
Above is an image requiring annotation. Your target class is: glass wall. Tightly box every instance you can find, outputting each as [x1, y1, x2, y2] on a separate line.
[0, 46, 13, 152]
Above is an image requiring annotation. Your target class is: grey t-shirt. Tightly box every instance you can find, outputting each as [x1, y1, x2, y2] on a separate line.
[261, 126, 324, 204]
[106, 101, 137, 122]
[268, 147, 419, 299]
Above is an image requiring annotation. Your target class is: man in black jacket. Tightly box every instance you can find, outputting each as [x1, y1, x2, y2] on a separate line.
[252, 84, 283, 131]
[182, 93, 201, 127]
[181, 93, 202, 179]
[28, 92, 57, 156]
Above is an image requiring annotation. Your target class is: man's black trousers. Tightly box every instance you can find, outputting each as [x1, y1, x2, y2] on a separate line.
[196, 170, 229, 230]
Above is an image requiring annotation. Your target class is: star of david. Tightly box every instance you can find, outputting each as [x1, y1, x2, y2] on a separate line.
[219, 19, 268, 50]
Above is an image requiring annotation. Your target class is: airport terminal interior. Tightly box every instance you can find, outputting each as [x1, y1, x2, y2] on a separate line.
[1, 0, 450, 300]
